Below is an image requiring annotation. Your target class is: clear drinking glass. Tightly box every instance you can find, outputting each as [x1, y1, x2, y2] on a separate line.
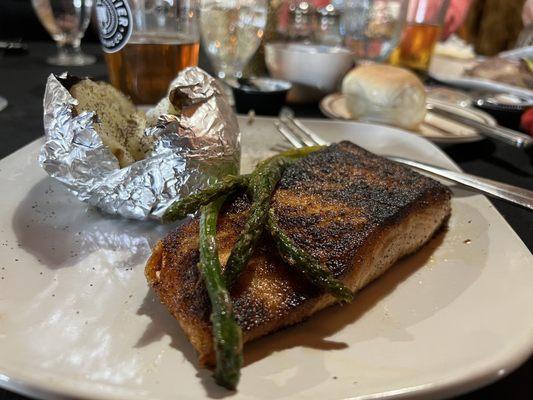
[32, 0, 96, 66]
[94, 0, 200, 105]
[286, 1, 316, 43]
[389, 0, 450, 72]
[314, 4, 343, 46]
[342, 0, 408, 62]
[200, 0, 268, 82]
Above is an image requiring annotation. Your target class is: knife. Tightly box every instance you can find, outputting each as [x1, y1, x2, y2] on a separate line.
[387, 156, 533, 211]
[426, 104, 533, 149]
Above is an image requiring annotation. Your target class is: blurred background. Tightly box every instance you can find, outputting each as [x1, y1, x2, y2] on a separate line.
[2, 0, 533, 144]
[0, 0, 528, 53]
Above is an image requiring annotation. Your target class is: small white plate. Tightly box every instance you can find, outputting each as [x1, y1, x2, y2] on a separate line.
[320, 93, 497, 144]
[1, 117, 532, 400]
[429, 54, 533, 99]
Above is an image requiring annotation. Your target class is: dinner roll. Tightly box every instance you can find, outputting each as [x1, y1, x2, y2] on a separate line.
[342, 65, 426, 130]
[70, 79, 147, 167]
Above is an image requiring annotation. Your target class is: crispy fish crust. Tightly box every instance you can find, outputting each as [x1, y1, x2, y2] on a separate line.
[146, 141, 451, 365]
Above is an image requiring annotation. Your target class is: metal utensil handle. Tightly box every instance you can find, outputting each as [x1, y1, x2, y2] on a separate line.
[464, 119, 533, 148]
[391, 157, 533, 210]
[273, 113, 533, 211]
[428, 106, 533, 149]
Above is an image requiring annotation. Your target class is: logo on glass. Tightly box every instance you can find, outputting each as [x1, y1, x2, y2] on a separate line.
[95, 0, 132, 53]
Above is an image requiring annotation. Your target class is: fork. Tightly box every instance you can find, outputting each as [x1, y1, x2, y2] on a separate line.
[275, 111, 533, 211]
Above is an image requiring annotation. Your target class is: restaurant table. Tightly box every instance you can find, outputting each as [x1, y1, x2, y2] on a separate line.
[0, 41, 531, 400]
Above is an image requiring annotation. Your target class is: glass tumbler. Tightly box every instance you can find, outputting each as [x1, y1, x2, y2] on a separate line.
[389, 0, 450, 72]
[94, 0, 200, 105]
[342, 0, 408, 63]
[199, 0, 268, 82]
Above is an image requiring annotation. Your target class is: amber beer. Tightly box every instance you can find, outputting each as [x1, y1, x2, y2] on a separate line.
[105, 41, 200, 105]
[389, 23, 441, 72]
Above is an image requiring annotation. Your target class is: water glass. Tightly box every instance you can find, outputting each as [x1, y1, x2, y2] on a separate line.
[314, 4, 343, 46]
[343, 0, 408, 62]
[32, 0, 96, 66]
[287, 1, 315, 42]
[200, 0, 268, 81]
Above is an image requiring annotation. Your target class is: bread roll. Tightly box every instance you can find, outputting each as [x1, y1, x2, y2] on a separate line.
[342, 65, 426, 130]
[70, 80, 148, 167]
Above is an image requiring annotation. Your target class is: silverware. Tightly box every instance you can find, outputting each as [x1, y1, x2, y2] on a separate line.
[275, 111, 533, 211]
[386, 156, 533, 210]
[426, 103, 533, 149]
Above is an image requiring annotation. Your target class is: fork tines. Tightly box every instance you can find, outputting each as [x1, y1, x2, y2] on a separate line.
[275, 113, 329, 149]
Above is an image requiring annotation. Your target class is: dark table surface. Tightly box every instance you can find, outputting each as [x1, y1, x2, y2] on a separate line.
[0, 41, 532, 400]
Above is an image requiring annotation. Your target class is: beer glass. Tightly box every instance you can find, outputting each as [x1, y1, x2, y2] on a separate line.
[389, 0, 450, 72]
[95, 0, 200, 104]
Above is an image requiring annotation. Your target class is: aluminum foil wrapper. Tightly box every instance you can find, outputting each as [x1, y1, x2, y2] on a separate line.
[39, 67, 240, 220]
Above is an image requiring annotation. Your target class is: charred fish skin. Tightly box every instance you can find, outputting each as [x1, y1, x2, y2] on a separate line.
[273, 142, 449, 278]
[146, 141, 451, 365]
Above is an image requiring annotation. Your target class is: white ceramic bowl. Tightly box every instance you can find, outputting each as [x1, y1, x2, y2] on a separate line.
[265, 42, 354, 103]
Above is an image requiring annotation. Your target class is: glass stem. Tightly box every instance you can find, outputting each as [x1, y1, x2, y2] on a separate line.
[57, 39, 82, 59]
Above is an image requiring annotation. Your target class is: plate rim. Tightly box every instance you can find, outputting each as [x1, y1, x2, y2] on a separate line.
[319, 93, 497, 144]
[2, 331, 533, 400]
[428, 54, 533, 99]
[428, 74, 533, 99]
[292, 115, 469, 166]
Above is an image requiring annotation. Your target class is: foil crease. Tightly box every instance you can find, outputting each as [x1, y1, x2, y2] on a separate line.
[39, 68, 240, 220]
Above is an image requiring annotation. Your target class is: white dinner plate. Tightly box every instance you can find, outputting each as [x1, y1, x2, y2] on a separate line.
[320, 93, 496, 144]
[1, 116, 532, 400]
[428, 54, 533, 99]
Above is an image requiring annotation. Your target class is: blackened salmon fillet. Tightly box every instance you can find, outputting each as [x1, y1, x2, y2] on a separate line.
[145, 141, 451, 365]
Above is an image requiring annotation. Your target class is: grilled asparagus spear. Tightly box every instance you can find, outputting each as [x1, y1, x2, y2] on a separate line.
[267, 208, 354, 303]
[198, 197, 243, 390]
[223, 156, 291, 286]
[163, 175, 249, 223]
[168, 144, 350, 390]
